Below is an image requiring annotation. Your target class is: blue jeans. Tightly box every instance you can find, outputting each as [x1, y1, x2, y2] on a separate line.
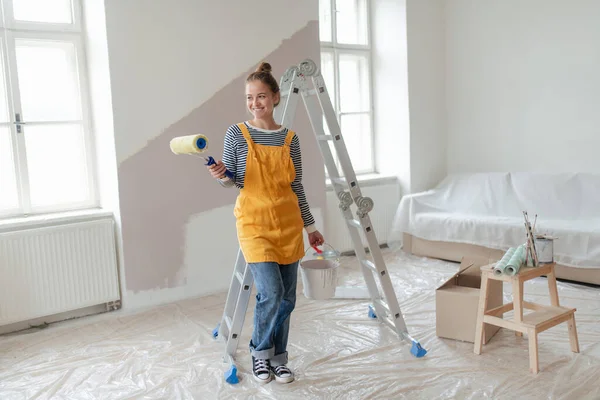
[248, 261, 298, 366]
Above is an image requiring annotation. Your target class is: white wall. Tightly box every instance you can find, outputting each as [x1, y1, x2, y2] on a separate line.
[84, 0, 600, 312]
[446, 0, 600, 174]
[82, 0, 127, 301]
[373, 0, 447, 195]
[104, 0, 318, 164]
[326, 180, 401, 253]
[372, 0, 411, 194]
[82, 1, 118, 213]
[98, 0, 321, 309]
[406, 0, 447, 193]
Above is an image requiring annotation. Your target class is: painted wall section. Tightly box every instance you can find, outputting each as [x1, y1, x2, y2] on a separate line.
[103, 0, 322, 303]
[104, 0, 318, 165]
[446, 0, 600, 174]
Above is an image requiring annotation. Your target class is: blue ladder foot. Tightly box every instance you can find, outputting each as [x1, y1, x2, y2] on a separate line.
[225, 365, 239, 384]
[410, 340, 427, 358]
[212, 324, 219, 338]
[368, 305, 377, 319]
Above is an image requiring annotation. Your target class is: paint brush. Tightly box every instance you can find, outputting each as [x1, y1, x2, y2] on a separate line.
[523, 211, 539, 266]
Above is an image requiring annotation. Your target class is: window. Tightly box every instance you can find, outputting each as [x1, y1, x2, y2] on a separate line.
[0, 0, 96, 219]
[319, 0, 374, 175]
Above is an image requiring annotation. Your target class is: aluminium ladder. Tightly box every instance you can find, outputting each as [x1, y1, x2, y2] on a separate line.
[213, 59, 427, 384]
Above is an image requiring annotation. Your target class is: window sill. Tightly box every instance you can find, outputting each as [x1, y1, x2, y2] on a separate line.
[325, 172, 398, 191]
[0, 208, 114, 233]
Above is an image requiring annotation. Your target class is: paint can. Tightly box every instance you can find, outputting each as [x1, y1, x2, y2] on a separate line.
[535, 235, 554, 264]
[300, 243, 340, 300]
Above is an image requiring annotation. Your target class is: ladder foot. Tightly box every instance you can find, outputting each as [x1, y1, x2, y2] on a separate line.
[212, 324, 220, 338]
[410, 340, 427, 358]
[368, 305, 377, 319]
[225, 365, 239, 384]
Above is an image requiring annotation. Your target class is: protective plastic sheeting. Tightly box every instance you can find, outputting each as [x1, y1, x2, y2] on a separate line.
[1, 249, 599, 399]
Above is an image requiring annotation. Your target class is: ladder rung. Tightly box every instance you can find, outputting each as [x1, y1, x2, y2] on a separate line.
[361, 259, 377, 272]
[384, 317, 398, 331]
[317, 135, 333, 141]
[307, 89, 317, 96]
[331, 177, 346, 185]
[374, 299, 390, 315]
[281, 89, 298, 97]
[347, 219, 361, 229]
[235, 271, 244, 284]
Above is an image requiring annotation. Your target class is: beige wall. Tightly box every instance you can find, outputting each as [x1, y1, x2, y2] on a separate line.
[100, 0, 323, 307]
[446, 0, 600, 174]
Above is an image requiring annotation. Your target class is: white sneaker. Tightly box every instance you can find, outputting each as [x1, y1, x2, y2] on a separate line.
[271, 364, 294, 383]
[252, 357, 272, 384]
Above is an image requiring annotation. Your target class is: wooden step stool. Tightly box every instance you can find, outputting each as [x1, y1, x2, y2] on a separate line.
[473, 262, 579, 374]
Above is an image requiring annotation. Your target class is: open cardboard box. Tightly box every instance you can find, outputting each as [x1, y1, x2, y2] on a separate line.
[436, 256, 503, 343]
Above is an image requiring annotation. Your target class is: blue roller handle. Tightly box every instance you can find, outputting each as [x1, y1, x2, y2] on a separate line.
[205, 156, 234, 180]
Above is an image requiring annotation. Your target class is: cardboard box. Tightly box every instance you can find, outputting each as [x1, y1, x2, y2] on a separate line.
[436, 256, 503, 343]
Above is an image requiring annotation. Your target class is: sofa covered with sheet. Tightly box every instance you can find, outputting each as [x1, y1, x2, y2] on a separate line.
[389, 172, 600, 269]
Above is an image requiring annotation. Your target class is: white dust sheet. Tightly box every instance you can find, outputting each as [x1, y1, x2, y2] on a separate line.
[1, 249, 599, 399]
[389, 172, 600, 268]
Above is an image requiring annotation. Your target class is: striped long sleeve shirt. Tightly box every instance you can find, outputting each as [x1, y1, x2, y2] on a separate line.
[218, 122, 316, 232]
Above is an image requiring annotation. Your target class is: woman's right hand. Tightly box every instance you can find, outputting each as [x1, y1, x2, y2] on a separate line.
[207, 160, 227, 179]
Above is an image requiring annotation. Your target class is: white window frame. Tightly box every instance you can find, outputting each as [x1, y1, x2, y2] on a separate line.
[2, 0, 82, 32]
[0, 0, 98, 220]
[320, 0, 375, 175]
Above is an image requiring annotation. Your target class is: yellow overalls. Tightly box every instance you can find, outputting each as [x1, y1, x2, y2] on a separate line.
[233, 123, 305, 264]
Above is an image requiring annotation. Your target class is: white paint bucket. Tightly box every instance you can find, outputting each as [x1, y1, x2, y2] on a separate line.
[300, 259, 339, 300]
[535, 236, 554, 264]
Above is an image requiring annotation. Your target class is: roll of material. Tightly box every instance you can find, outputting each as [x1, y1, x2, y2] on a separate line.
[169, 134, 208, 155]
[493, 247, 516, 276]
[505, 244, 527, 276]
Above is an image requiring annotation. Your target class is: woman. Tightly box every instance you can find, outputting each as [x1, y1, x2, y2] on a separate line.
[207, 61, 325, 384]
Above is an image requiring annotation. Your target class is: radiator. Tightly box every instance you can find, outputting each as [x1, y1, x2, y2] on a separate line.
[325, 181, 401, 253]
[0, 217, 120, 326]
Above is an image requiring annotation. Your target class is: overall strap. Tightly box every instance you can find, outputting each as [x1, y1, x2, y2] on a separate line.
[284, 129, 295, 147]
[237, 123, 254, 147]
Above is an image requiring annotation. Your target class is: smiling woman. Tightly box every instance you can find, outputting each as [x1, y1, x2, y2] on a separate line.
[204, 61, 325, 384]
[245, 62, 281, 125]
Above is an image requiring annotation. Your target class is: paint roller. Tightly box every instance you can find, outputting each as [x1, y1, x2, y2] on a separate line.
[505, 244, 527, 276]
[169, 134, 234, 179]
[493, 247, 516, 276]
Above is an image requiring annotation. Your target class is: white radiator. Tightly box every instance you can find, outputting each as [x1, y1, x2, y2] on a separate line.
[325, 180, 401, 253]
[0, 217, 120, 326]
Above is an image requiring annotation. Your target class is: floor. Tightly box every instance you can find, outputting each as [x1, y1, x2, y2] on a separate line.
[1, 249, 599, 400]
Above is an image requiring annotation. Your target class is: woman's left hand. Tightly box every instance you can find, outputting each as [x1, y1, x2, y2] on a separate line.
[308, 230, 325, 247]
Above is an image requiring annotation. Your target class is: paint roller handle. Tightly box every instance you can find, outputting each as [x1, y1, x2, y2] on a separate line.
[205, 156, 234, 180]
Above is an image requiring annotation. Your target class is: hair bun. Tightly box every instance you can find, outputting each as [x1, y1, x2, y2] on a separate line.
[256, 62, 272, 73]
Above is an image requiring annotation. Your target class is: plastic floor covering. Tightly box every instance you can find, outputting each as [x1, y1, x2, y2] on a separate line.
[1, 249, 599, 399]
